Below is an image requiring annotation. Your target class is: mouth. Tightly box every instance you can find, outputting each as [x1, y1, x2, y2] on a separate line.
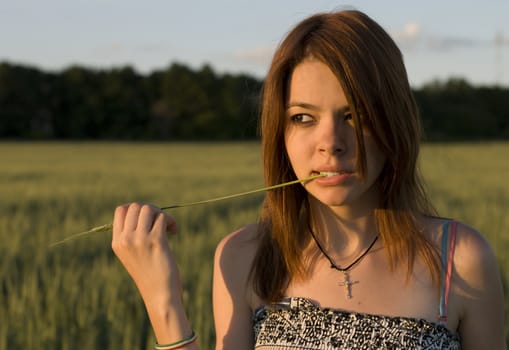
[319, 171, 339, 177]
[311, 170, 351, 177]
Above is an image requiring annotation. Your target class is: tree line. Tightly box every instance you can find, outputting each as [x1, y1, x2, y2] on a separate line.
[1, 61, 508, 141]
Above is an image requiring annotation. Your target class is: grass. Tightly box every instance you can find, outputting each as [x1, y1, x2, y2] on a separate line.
[0, 141, 507, 349]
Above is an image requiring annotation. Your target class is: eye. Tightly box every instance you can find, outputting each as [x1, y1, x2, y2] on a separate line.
[290, 113, 315, 124]
[344, 111, 353, 121]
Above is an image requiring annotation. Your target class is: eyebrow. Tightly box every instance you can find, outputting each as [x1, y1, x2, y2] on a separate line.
[286, 101, 351, 114]
[286, 102, 320, 110]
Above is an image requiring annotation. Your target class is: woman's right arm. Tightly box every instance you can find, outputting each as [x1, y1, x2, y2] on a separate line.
[112, 203, 198, 349]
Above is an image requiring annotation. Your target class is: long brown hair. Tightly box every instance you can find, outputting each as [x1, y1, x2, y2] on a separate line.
[251, 10, 440, 302]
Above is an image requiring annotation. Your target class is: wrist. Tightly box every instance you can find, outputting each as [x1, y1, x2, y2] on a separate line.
[154, 330, 197, 350]
[141, 286, 182, 311]
[145, 297, 192, 344]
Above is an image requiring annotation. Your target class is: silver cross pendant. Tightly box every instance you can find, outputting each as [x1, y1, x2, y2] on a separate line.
[338, 271, 359, 299]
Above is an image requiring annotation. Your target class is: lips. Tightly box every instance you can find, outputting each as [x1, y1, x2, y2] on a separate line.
[311, 169, 354, 177]
[319, 171, 339, 177]
[310, 169, 355, 186]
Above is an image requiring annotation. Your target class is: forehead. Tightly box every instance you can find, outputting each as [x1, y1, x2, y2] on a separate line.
[287, 59, 349, 109]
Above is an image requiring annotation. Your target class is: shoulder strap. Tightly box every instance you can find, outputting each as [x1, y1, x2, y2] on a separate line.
[438, 220, 457, 324]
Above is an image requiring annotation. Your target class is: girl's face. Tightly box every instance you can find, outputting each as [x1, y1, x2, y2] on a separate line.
[284, 59, 386, 211]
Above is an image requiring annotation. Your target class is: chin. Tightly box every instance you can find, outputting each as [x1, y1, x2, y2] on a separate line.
[308, 192, 351, 208]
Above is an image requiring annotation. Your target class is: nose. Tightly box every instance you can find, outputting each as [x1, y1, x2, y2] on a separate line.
[317, 116, 346, 156]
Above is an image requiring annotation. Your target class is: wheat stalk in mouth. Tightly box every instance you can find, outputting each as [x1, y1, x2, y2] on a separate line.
[49, 173, 326, 247]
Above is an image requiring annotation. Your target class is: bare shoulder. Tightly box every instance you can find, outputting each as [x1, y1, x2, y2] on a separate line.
[213, 223, 260, 302]
[452, 221, 499, 285]
[450, 221, 506, 349]
[424, 217, 498, 275]
[215, 223, 259, 266]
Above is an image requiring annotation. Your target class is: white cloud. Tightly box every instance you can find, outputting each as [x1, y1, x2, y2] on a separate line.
[401, 22, 421, 40]
[391, 21, 422, 50]
[392, 21, 489, 53]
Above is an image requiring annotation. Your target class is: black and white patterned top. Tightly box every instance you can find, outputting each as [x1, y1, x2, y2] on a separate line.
[253, 221, 461, 349]
[253, 297, 461, 349]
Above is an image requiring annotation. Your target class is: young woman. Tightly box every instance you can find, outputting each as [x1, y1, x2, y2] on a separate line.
[112, 10, 506, 350]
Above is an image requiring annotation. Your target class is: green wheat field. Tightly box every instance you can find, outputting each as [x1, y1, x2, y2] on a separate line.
[1, 142, 508, 349]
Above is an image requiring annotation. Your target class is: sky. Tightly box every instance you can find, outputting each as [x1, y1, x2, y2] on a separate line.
[1, 0, 509, 88]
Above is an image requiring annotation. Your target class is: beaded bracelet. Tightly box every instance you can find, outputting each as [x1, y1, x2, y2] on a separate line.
[155, 331, 197, 350]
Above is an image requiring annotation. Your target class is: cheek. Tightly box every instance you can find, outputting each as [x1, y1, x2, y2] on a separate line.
[285, 127, 313, 152]
[284, 131, 297, 159]
[284, 139, 297, 168]
[284, 133, 308, 173]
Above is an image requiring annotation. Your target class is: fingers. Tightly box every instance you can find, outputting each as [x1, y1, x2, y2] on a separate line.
[138, 204, 160, 232]
[110, 204, 182, 302]
[113, 204, 128, 234]
[123, 203, 143, 232]
[152, 211, 179, 236]
[112, 202, 178, 239]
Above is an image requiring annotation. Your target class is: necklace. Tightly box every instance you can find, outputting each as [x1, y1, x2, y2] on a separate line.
[309, 229, 378, 299]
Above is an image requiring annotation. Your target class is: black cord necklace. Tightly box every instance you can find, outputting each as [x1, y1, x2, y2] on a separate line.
[309, 228, 378, 299]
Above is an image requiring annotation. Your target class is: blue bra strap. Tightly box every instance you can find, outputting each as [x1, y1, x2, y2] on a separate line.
[439, 220, 450, 322]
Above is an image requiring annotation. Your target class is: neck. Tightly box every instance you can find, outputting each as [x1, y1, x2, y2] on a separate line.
[307, 195, 379, 261]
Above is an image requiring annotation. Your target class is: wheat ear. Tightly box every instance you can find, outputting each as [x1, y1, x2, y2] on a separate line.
[49, 173, 326, 247]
